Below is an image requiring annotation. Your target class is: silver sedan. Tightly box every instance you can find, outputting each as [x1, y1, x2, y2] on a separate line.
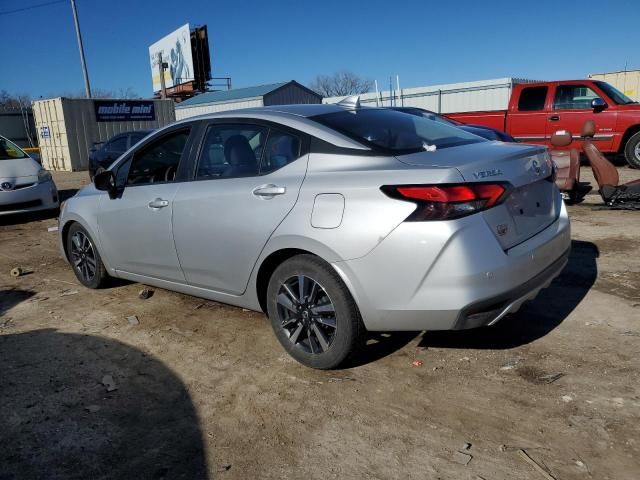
[0, 135, 59, 216]
[58, 101, 570, 369]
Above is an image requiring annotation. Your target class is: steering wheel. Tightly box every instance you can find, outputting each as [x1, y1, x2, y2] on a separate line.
[164, 165, 176, 182]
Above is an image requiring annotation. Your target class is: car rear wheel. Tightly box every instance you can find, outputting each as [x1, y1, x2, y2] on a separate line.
[624, 131, 640, 169]
[67, 223, 108, 289]
[266, 254, 365, 369]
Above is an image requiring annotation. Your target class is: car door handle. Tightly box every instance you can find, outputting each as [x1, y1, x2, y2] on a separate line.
[548, 115, 560, 121]
[148, 198, 169, 209]
[253, 185, 286, 197]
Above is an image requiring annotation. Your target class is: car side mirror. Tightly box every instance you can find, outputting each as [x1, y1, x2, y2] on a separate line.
[591, 97, 607, 111]
[94, 169, 116, 195]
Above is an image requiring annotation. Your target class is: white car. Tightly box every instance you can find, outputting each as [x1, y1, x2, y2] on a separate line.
[0, 135, 59, 215]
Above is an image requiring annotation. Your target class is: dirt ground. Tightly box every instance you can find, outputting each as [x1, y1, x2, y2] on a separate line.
[1, 167, 639, 480]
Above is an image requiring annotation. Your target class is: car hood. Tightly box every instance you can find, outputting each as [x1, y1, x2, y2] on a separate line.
[0, 157, 42, 178]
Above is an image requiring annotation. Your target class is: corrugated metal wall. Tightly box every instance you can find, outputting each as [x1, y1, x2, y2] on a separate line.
[589, 70, 640, 101]
[263, 84, 321, 106]
[33, 98, 175, 171]
[323, 78, 538, 113]
[0, 108, 35, 147]
[175, 97, 263, 120]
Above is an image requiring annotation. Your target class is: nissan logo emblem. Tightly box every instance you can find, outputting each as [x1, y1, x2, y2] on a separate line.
[531, 160, 541, 176]
[0, 181, 14, 191]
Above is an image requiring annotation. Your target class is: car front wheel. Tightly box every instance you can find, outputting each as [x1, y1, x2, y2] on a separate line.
[66, 223, 108, 289]
[266, 254, 366, 369]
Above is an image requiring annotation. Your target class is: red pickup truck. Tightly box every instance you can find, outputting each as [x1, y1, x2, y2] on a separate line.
[447, 80, 640, 168]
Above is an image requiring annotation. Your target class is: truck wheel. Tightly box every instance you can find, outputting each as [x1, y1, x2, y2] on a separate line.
[266, 254, 366, 369]
[624, 131, 640, 169]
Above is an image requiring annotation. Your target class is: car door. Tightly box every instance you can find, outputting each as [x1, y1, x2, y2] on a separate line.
[506, 85, 551, 145]
[96, 126, 196, 281]
[546, 83, 617, 151]
[172, 121, 309, 295]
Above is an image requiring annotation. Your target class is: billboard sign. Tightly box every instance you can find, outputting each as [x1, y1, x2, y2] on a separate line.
[149, 24, 194, 92]
[94, 100, 155, 122]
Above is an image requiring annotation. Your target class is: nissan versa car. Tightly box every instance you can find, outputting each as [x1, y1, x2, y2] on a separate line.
[58, 100, 571, 369]
[0, 135, 59, 215]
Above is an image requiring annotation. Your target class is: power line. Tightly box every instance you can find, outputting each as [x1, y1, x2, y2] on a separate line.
[0, 0, 67, 16]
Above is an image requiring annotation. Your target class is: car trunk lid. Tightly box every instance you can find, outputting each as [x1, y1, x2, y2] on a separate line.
[396, 142, 560, 249]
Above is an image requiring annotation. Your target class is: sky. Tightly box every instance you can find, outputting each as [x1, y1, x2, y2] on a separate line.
[1, 0, 639, 99]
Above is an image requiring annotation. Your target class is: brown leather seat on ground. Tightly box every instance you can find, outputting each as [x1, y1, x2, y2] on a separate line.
[549, 129, 580, 196]
[582, 120, 640, 205]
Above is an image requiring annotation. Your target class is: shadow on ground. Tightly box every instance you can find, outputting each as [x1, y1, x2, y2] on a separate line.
[0, 289, 36, 317]
[58, 188, 79, 202]
[346, 331, 420, 368]
[0, 328, 209, 479]
[417, 239, 599, 350]
[0, 208, 59, 226]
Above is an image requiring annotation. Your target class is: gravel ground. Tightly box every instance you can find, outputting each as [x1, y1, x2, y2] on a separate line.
[1, 166, 639, 480]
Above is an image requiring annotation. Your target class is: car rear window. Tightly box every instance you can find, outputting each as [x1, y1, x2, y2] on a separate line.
[311, 108, 484, 154]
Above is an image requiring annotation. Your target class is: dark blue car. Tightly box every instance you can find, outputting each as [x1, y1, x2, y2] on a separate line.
[389, 107, 516, 142]
[88, 130, 153, 178]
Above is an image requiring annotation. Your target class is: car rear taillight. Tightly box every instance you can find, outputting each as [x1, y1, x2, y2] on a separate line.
[381, 183, 510, 221]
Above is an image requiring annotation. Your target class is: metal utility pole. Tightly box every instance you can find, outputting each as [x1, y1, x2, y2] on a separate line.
[70, 0, 92, 98]
[157, 53, 168, 99]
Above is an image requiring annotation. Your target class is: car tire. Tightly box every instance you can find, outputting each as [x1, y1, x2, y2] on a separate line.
[624, 131, 640, 169]
[266, 254, 366, 369]
[66, 223, 108, 289]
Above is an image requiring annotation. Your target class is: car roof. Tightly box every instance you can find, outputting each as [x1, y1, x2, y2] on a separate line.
[174, 103, 375, 150]
[242, 103, 348, 117]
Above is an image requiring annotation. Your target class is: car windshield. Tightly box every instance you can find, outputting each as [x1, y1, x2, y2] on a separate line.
[595, 81, 637, 105]
[312, 108, 484, 154]
[0, 137, 29, 160]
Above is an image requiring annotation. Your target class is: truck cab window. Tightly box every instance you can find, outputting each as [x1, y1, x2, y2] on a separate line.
[553, 85, 600, 110]
[517, 86, 548, 111]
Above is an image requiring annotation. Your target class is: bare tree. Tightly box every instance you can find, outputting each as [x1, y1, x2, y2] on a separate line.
[310, 71, 373, 98]
[0, 90, 31, 109]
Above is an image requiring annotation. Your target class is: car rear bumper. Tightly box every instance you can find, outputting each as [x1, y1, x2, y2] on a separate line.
[333, 199, 571, 331]
[0, 180, 59, 216]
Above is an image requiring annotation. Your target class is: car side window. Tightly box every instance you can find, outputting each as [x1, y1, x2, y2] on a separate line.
[260, 130, 302, 174]
[196, 124, 267, 179]
[126, 129, 190, 185]
[107, 136, 127, 153]
[553, 85, 601, 110]
[517, 86, 548, 111]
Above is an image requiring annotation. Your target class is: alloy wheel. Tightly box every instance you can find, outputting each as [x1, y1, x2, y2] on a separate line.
[70, 231, 97, 282]
[276, 275, 337, 354]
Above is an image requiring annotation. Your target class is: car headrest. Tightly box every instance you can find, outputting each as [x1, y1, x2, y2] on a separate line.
[582, 120, 596, 138]
[550, 130, 572, 147]
[224, 135, 256, 166]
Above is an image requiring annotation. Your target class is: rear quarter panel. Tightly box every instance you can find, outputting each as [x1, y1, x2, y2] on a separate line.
[263, 152, 464, 263]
